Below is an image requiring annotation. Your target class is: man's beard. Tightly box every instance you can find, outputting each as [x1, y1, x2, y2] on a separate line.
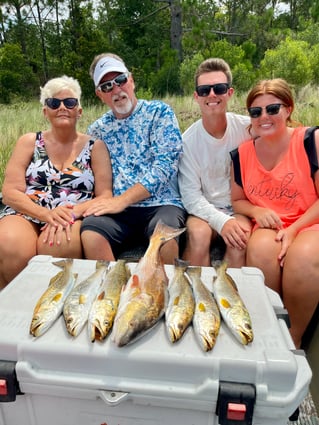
[112, 92, 134, 116]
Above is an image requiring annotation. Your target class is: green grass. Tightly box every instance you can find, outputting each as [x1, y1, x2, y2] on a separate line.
[1, 87, 318, 190]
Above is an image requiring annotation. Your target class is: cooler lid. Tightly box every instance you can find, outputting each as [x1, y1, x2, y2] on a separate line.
[0, 255, 307, 399]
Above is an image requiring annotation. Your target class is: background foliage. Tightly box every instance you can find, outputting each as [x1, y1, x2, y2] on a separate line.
[2, 0, 319, 103]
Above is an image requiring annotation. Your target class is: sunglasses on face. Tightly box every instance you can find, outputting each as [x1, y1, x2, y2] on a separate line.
[248, 103, 285, 118]
[98, 72, 129, 93]
[195, 83, 229, 97]
[45, 98, 78, 110]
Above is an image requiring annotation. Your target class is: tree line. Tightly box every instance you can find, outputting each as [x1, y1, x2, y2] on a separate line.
[1, 0, 319, 104]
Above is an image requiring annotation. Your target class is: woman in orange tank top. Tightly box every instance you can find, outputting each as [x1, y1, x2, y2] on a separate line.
[230, 78, 319, 349]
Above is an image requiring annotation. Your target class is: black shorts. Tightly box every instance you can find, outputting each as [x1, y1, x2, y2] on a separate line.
[80, 205, 187, 256]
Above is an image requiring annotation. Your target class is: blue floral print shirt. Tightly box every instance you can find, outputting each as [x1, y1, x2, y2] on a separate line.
[88, 99, 184, 208]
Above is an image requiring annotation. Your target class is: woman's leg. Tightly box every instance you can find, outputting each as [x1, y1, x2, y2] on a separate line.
[0, 216, 39, 288]
[38, 221, 84, 259]
[282, 230, 319, 348]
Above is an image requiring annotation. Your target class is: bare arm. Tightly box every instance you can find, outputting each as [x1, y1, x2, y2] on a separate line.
[2, 133, 67, 226]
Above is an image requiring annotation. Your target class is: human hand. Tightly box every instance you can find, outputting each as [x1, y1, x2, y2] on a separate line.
[82, 197, 127, 217]
[41, 222, 72, 246]
[275, 227, 297, 267]
[220, 219, 250, 249]
[254, 207, 283, 230]
[45, 205, 76, 227]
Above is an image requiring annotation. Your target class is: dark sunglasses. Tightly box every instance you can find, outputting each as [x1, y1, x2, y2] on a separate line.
[248, 103, 285, 118]
[45, 98, 78, 110]
[195, 83, 229, 97]
[98, 72, 129, 93]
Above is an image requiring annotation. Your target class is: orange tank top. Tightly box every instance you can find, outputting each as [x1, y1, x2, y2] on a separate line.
[237, 127, 318, 228]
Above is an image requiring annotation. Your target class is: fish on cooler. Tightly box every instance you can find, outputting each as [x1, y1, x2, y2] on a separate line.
[111, 220, 186, 347]
[30, 258, 77, 337]
[212, 261, 253, 345]
[186, 266, 221, 351]
[88, 259, 131, 342]
[165, 258, 195, 343]
[63, 260, 109, 337]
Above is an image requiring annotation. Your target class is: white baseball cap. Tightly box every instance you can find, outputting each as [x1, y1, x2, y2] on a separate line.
[93, 57, 129, 87]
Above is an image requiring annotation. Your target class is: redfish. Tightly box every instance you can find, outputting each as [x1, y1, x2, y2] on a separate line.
[111, 220, 186, 347]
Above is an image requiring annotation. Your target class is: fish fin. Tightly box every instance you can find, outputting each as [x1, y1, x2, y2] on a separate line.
[226, 273, 239, 291]
[221, 297, 231, 309]
[52, 258, 73, 269]
[186, 266, 202, 278]
[173, 296, 180, 306]
[174, 258, 190, 268]
[97, 291, 105, 300]
[150, 219, 186, 246]
[79, 294, 86, 304]
[49, 270, 64, 286]
[52, 292, 63, 302]
[131, 274, 139, 287]
[96, 260, 110, 269]
[198, 302, 206, 312]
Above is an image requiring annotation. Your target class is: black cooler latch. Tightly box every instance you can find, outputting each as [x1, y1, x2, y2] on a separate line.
[0, 360, 22, 402]
[216, 381, 256, 425]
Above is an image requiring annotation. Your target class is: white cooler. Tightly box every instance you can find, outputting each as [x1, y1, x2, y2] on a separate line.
[0, 255, 312, 425]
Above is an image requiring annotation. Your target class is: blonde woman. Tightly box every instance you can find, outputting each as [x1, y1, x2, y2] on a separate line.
[0, 75, 112, 288]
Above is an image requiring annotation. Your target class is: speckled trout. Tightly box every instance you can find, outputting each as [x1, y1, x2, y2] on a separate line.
[165, 259, 195, 343]
[88, 259, 131, 342]
[30, 259, 77, 337]
[212, 261, 253, 345]
[63, 260, 109, 337]
[111, 220, 186, 347]
[186, 266, 221, 352]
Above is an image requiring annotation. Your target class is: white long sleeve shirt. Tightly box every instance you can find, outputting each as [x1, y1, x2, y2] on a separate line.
[178, 112, 250, 233]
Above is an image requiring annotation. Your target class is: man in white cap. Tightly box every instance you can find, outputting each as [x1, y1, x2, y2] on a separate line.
[80, 53, 186, 263]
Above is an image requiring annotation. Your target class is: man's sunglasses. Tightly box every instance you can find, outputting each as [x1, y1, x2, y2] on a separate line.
[195, 83, 229, 97]
[98, 72, 129, 93]
[45, 98, 78, 110]
[248, 103, 285, 118]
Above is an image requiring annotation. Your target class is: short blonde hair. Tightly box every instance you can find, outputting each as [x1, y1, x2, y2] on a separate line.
[40, 75, 82, 107]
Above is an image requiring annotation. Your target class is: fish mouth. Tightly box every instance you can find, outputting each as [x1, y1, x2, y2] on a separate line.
[168, 324, 184, 343]
[238, 329, 254, 345]
[90, 319, 111, 342]
[30, 323, 42, 337]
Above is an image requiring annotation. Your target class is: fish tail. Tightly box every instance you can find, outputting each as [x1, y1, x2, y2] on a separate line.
[52, 258, 73, 269]
[186, 265, 202, 278]
[212, 259, 227, 271]
[174, 258, 189, 269]
[95, 260, 110, 269]
[150, 219, 186, 247]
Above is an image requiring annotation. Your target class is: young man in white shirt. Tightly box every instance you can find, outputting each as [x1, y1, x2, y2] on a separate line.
[178, 58, 251, 267]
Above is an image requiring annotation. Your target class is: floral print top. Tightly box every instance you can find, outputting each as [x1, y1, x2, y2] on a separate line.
[88, 99, 184, 208]
[0, 131, 95, 224]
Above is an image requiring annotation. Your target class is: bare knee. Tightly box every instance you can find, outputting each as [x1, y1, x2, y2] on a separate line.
[81, 230, 115, 260]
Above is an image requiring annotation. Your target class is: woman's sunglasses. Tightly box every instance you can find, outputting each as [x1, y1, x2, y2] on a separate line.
[98, 73, 129, 93]
[248, 103, 285, 118]
[195, 83, 229, 97]
[45, 98, 78, 110]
